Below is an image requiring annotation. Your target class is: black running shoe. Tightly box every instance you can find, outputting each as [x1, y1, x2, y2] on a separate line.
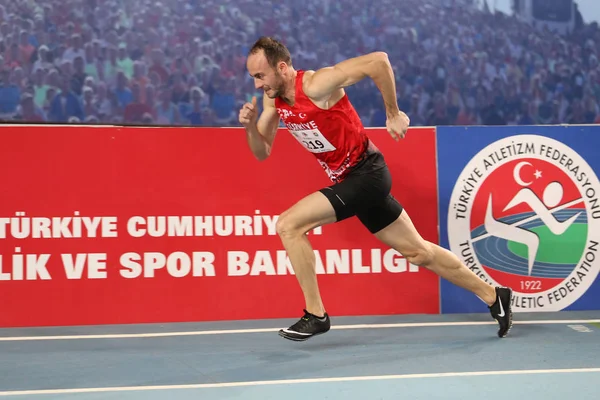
[489, 286, 513, 338]
[278, 310, 331, 341]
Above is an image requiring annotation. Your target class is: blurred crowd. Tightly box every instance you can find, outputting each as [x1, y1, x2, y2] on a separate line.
[1, 0, 600, 127]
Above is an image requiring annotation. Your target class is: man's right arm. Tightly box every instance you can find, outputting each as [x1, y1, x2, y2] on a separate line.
[242, 95, 280, 161]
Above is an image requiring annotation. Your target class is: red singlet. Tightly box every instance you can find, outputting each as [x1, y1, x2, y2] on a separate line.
[274, 70, 372, 183]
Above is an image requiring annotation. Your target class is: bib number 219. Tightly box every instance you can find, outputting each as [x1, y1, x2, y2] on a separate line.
[292, 129, 336, 154]
[303, 140, 326, 151]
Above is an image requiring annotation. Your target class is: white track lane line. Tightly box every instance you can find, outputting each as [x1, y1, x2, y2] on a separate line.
[0, 319, 599, 341]
[1, 368, 599, 396]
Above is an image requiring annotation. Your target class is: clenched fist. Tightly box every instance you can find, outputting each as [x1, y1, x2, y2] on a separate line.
[239, 96, 258, 127]
[386, 110, 410, 141]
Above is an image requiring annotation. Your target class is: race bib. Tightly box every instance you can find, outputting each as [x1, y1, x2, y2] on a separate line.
[290, 129, 336, 153]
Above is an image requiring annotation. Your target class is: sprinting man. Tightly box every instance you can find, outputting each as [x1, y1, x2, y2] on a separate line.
[238, 36, 513, 341]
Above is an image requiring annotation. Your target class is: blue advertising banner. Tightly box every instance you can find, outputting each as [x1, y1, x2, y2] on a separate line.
[437, 126, 600, 313]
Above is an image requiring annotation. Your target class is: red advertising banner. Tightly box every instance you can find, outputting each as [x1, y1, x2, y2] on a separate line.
[0, 125, 439, 327]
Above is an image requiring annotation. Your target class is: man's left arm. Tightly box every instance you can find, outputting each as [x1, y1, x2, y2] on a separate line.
[304, 52, 400, 118]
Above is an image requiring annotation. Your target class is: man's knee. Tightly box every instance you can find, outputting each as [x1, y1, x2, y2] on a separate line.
[276, 211, 305, 240]
[402, 241, 435, 267]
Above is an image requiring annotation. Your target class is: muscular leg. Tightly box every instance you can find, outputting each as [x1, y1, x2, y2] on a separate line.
[276, 191, 338, 316]
[375, 210, 497, 306]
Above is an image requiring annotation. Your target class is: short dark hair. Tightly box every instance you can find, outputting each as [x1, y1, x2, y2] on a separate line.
[248, 36, 292, 68]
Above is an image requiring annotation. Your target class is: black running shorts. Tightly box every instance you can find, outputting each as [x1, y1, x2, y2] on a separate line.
[319, 146, 403, 234]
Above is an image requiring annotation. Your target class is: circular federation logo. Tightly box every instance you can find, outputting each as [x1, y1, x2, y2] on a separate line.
[448, 135, 600, 312]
